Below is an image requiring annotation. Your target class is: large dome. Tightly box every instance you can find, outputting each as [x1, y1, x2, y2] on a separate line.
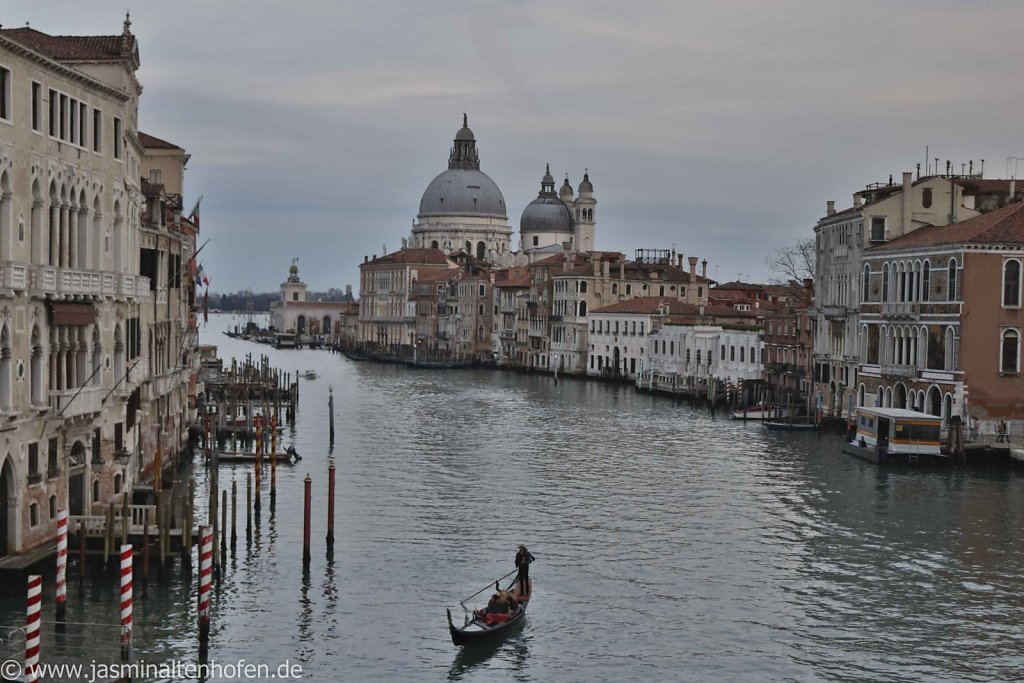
[417, 115, 507, 220]
[418, 168, 507, 219]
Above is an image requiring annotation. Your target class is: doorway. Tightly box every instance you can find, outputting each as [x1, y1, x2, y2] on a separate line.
[0, 458, 13, 556]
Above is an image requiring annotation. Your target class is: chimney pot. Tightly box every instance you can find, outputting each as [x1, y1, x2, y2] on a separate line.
[853, 193, 862, 208]
[826, 200, 836, 216]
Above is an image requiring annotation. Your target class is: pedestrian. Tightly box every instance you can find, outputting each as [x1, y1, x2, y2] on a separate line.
[997, 420, 1008, 443]
[514, 545, 535, 598]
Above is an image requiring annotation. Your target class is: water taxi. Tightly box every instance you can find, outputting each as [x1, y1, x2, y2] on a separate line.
[843, 407, 948, 465]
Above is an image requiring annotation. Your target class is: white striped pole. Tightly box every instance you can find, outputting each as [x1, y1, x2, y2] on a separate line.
[198, 525, 212, 650]
[119, 544, 133, 660]
[56, 508, 68, 623]
[25, 574, 41, 682]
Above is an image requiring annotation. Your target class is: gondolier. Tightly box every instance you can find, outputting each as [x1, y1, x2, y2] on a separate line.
[514, 545, 535, 597]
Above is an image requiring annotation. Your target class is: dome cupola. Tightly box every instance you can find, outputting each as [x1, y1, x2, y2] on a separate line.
[520, 164, 575, 235]
[417, 114, 507, 219]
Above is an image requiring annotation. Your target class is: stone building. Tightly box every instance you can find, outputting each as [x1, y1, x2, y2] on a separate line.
[812, 172, 1019, 419]
[0, 20, 198, 556]
[269, 260, 352, 339]
[359, 248, 455, 347]
[858, 200, 1024, 436]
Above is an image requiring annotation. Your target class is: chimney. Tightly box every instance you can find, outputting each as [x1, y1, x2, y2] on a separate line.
[593, 258, 600, 276]
[702, 259, 708, 279]
[346, 284, 353, 297]
[902, 171, 912, 232]
[688, 256, 698, 282]
[1011, 178, 1017, 203]
[826, 201, 836, 216]
[853, 193, 862, 208]
[619, 262, 625, 279]
[602, 260, 610, 278]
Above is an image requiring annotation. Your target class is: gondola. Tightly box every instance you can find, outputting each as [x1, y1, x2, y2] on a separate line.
[447, 572, 531, 647]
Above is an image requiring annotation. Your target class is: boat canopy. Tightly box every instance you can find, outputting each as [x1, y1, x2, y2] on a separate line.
[855, 407, 941, 423]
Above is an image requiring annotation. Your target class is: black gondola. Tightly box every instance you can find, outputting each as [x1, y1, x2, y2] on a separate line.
[447, 576, 531, 647]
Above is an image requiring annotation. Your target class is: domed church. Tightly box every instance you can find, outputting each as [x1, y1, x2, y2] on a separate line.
[409, 115, 514, 259]
[520, 164, 596, 254]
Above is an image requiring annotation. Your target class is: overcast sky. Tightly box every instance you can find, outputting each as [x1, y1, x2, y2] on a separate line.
[8, 1, 1024, 293]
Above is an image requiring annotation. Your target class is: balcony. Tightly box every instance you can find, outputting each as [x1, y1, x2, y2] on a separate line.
[49, 385, 105, 419]
[880, 302, 920, 319]
[0, 261, 28, 291]
[822, 305, 847, 320]
[879, 364, 918, 379]
[144, 372, 177, 401]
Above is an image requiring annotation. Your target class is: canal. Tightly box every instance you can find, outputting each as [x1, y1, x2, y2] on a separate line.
[2, 313, 1023, 682]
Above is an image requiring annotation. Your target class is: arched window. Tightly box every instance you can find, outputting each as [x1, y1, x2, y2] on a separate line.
[579, 281, 588, 293]
[1001, 328, 1019, 374]
[430, 240, 438, 249]
[922, 262, 930, 302]
[882, 264, 889, 301]
[922, 187, 933, 208]
[948, 258, 958, 301]
[659, 286, 665, 296]
[1004, 259, 1021, 307]
[114, 473, 122, 495]
[578, 301, 587, 316]
[730, 346, 736, 361]
[721, 344, 725, 360]
[92, 479, 100, 505]
[863, 264, 871, 301]
[740, 347, 744, 362]
[0, 326, 9, 412]
[612, 283, 618, 294]
[476, 241, 485, 260]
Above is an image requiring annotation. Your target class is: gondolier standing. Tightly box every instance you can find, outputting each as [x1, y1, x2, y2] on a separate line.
[514, 545, 535, 597]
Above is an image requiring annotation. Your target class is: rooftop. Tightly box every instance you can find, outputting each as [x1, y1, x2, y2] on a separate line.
[869, 201, 1024, 251]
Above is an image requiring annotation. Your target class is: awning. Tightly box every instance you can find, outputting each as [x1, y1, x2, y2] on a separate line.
[49, 303, 97, 326]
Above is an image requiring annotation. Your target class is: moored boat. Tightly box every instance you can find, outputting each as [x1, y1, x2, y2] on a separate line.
[205, 446, 301, 464]
[763, 419, 818, 431]
[732, 403, 794, 420]
[842, 407, 949, 465]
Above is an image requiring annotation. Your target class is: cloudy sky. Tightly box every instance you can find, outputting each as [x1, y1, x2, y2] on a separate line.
[8, 1, 1024, 293]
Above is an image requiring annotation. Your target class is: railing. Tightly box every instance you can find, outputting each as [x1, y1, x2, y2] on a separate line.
[822, 305, 847, 319]
[0, 261, 28, 290]
[32, 265, 57, 293]
[49, 385, 105, 418]
[879, 364, 917, 379]
[880, 302, 920, 318]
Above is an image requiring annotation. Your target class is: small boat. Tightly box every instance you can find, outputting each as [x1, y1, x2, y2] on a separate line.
[763, 420, 818, 431]
[206, 446, 301, 464]
[842, 407, 949, 465]
[447, 577, 531, 647]
[304, 370, 317, 380]
[732, 403, 793, 420]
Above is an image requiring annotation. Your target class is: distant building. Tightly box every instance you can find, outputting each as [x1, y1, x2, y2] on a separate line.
[270, 260, 355, 338]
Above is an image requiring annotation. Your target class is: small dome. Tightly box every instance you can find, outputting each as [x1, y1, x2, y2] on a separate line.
[560, 176, 574, 199]
[520, 198, 574, 234]
[578, 171, 593, 193]
[542, 163, 554, 185]
[455, 113, 474, 141]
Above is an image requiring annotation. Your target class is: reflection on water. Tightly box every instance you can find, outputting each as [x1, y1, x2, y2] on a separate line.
[0, 314, 1021, 682]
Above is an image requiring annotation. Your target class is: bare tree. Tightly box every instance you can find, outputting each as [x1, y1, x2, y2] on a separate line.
[766, 237, 815, 284]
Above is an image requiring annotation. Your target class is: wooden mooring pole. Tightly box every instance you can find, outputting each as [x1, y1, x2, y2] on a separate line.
[231, 480, 238, 548]
[327, 463, 335, 552]
[303, 473, 312, 570]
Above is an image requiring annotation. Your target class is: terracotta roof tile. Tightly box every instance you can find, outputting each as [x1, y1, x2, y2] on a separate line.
[870, 201, 1024, 251]
[1, 27, 134, 62]
[365, 248, 452, 266]
[138, 132, 182, 150]
[592, 297, 697, 315]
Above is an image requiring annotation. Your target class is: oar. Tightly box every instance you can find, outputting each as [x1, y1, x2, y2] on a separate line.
[459, 569, 518, 610]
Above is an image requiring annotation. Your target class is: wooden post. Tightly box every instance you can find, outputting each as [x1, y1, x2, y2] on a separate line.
[55, 508, 67, 624]
[105, 503, 115, 570]
[246, 472, 252, 542]
[270, 416, 277, 502]
[327, 463, 335, 551]
[143, 517, 150, 588]
[78, 519, 86, 586]
[198, 526, 212, 655]
[119, 544, 133, 661]
[25, 575, 41, 683]
[221, 490, 228, 567]
[231, 480, 238, 548]
[303, 473, 311, 569]
[328, 388, 335, 444]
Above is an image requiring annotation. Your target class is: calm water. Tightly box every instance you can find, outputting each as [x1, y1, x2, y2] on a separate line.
[2, 312, 1023, 682]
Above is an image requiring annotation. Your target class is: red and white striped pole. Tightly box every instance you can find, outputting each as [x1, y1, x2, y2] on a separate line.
[56, 508, 68, 624]
[119, 544, 133, 660]
[25, 574, 41, 682]
[198, 525, 212, 651]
